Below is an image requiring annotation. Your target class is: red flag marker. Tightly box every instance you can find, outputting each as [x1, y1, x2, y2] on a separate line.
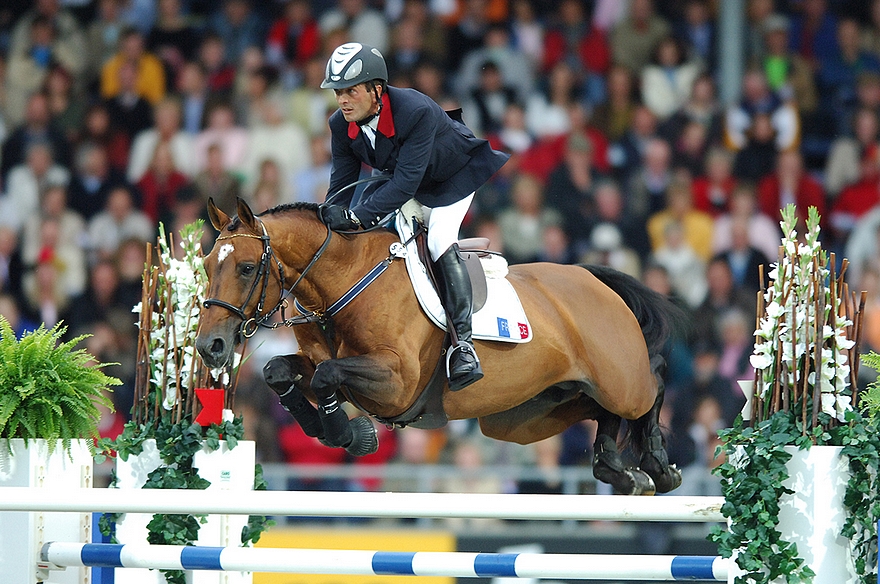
[195, 388, 225, 426]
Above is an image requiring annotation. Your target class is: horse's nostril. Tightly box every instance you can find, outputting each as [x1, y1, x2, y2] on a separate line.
[210, 338, 225, 355]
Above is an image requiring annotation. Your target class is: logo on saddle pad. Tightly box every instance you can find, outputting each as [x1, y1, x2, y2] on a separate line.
[497, 318, 529, 340]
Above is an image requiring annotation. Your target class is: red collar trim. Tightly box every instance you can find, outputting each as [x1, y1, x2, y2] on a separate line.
[347, 92, 395, 139]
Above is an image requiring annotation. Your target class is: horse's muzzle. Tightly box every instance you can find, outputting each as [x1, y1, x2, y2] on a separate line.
[195, 333, 234, 369]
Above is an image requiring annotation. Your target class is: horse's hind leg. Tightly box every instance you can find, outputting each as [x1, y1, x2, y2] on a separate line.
[592, 412, 656, 496]
[631, 356, 682, 494]
[263, 354, 324, 439]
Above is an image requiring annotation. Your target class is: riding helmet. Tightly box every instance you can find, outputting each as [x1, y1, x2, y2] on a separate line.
[321, 42, 388, 89]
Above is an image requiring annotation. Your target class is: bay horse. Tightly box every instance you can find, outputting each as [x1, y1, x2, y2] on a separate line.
[195, 198, 682, 495]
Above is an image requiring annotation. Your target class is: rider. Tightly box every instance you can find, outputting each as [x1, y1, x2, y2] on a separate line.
[318, 42, 509, 391]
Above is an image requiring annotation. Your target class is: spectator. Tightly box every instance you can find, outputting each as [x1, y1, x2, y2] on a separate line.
[672, 120, 711, 178]
[509, 0, 543, 71]
[592, 65, 637, 143]
[676, 0, 716, 68]
[291, 136, 331, 205]
[1, 91, 72, 182]
[690, 257, 757, 351]
[581, 222, 641, 278]
[731, 112, 782, 182]
[242, 100, 310, 194]
[647, 173, 715, 261]
[197, 34, 237, 97]
[176, 61, 210, 135]
[100, 27, 166, 106]
[817, 18, 880, 115]
[68, 142, 125, 220]
[788, 0, 839, 69]
[456, 24, 535, 105]
[725, 68, 800, 157]
[831, 147, 880, 247]
[828, 107, 880, 201]
[207, 0, 266, 66]
[8, 0, 86, 88]
[745, 0, 776, 61]
[82, 103, 134, 174]
[22, 248, 69, 327]
[5, 16, 83, 127]
[541, 0, 610, 104]
[84, 0, 126, 84]
[42, 65, 83, 145]
[692, 147, 737, 217]
[193, 142, 242, 217]
[612, 104, 660, 182]
[387, 11, 434, 80]
[712, 184, 781, 263]
[544, 133, 603, 251]
[610, 0, 671, 73]
[715, 307, 754, 407]
[127, 97, 195, 183]
[65, 259, 127, 334]
[3, 141, 70, 230]
[21, 184, 86, 270]
[641, 36, 702, 121]
[650, 217, 708, 309]
[235, 65, 284, 129]
[113, 236, 147, 311]
[0, 293, 37, 338]
[0, 226, 25, 301]
[289, 56, 339, 138]
[659, 72, 724, 148]
[461, 60, 520, 137]
[319, 0, 389, 54]
[147, 0, 202, 82]
[524, 60, 582, 140]
[758, 14, 818, 116]
[193, 102, 249, 174]
[713, 215, 773, 294]
[444, 0, 492, 72]
[265, 0, 321, 74]
[104, 61, 154, 141]
[86, 184, 154, 262]
[756, 149, 826, 225]
[24, 214, 87, 302]
[627, 137, 674, 221]
[136, 141, 190, 224]
[496, 173, 563, 264]
[863, 0, 880, 58]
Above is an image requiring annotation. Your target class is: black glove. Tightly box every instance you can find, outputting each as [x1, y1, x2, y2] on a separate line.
[319, 204, 362, 231]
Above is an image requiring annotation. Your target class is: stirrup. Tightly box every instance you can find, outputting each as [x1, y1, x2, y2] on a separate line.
[446, 341, 483, 391]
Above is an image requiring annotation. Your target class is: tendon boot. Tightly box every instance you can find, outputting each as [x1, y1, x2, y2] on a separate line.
[436, 244, 483, 391]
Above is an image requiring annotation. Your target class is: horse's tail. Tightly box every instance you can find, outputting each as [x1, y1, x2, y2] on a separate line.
[581, 264, 682, 358]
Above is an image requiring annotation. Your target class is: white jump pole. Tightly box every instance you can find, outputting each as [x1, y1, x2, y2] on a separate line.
[41, 542, 729, 581]
[0, 487, 725, 522]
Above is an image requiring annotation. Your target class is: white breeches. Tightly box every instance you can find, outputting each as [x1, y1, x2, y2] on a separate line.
[420, 193, 474, 261]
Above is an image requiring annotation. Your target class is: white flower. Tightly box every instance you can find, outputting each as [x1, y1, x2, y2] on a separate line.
[750, 352, 774, 370]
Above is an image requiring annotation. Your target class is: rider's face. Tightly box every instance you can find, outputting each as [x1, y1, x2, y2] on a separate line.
[334, 84, 378, 123]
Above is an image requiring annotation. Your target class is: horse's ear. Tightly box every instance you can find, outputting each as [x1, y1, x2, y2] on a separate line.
[236, 197, 258, 231]
[207, 198, 231, 231]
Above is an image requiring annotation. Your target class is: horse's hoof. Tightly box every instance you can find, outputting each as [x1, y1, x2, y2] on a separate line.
[651, 465, 683, 494]
[345, 416, 379, 457]
[626, 469, 656, 496]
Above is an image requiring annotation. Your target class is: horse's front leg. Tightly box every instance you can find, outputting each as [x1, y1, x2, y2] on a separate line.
[263, 354, 323, 439]
[310, 354, 396, 456]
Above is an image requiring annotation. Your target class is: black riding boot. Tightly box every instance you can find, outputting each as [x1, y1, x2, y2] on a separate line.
[435, 244, 483, 391]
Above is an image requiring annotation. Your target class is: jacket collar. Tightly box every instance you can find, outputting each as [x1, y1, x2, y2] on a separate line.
[347, 92, 395, 139]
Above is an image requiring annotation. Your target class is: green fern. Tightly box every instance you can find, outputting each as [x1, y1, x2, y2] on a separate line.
[0, 317, 120, 453]
[861, 352, 880, 417]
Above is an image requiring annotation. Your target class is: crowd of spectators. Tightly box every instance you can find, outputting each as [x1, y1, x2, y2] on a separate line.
[4, 0, 880, 500]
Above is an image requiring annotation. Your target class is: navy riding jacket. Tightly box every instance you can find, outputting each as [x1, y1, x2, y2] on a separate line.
[327, 85, 509, 227]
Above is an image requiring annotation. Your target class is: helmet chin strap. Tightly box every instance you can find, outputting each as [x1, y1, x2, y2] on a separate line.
[356, 84, 383, 127]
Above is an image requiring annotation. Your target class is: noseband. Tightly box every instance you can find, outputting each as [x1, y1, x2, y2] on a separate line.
[202, 218, 333, 338]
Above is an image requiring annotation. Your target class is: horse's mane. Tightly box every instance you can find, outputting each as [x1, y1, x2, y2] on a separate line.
[228, 202, 320, 231]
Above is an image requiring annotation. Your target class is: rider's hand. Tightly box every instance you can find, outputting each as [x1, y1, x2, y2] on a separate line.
[319, 204, 362, 231]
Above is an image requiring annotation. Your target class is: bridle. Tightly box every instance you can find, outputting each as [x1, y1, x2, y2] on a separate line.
[202, 218, 334, 339]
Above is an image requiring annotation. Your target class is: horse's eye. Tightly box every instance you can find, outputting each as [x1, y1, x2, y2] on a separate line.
[239, 264, 256, 277]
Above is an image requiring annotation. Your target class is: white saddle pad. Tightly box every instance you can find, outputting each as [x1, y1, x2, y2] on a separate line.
[395, 206, 532, 343]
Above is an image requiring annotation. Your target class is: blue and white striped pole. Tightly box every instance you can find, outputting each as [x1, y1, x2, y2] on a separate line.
[41, 542, 728, 581]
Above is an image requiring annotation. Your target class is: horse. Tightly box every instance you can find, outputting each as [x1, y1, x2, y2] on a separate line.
[195, 198, 683, 495]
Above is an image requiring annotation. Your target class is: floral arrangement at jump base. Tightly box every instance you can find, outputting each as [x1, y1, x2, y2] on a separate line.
[97, 221, 272, 584]
[710, 204, 880, 584]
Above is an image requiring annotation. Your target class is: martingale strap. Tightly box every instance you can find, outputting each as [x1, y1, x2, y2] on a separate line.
[291, 256, 394, 324]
